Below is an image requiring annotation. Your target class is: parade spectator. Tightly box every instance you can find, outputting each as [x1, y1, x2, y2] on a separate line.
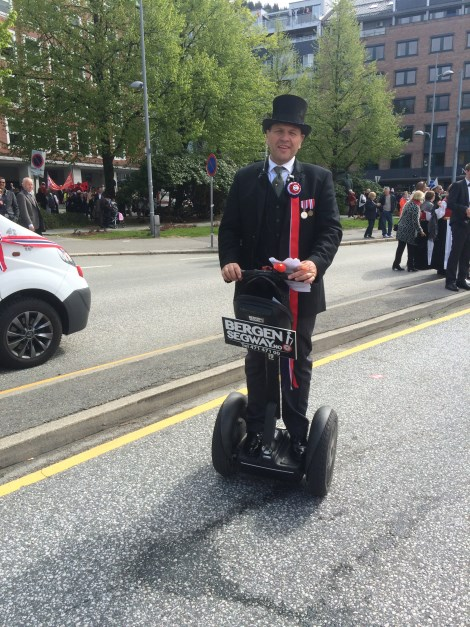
[377, 186, 397, 238]
[392, 190, 426, 272]
[0, 176, 19, 222]
[17, 177, 45, 235]
[45, 188, 59, 214]
[363, 191, 378, 238]
[444, 164, 470, 291]
[347, 189, 357, 218]
[399, 191, 409, 216]
[357, 189, 367, 218]
[35, 182, 48, 212]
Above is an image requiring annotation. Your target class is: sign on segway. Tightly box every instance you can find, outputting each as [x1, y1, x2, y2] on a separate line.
[222, 317, 297, 359]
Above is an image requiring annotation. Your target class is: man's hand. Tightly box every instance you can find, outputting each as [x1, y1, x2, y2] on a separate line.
[466, 207, 470, 219]
[221, 263, 242, 283]
[288, 260, 317, 284]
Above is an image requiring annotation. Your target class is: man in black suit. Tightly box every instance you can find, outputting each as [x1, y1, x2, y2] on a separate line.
[17, 177, 45, 235]
[218, 95, 342, 460]
[445, 163, 470, 291]
[0, 177, 19, 222]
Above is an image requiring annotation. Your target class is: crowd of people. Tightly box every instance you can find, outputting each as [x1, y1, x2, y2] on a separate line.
[351, 170, 470, 292]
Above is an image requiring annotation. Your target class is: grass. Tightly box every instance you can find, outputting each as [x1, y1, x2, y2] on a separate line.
[56, 216, 399, 240]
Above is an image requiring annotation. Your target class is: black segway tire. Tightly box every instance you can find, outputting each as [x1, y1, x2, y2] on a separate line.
[212, 392, 247, 477]
[304, 406, 338, 497]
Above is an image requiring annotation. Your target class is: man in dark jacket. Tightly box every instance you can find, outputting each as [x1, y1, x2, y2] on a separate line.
[445, 164, 470, 291]
[0, 177, 19, 222]
[377, 186, 397, 238]
[218, 95, 342, 460]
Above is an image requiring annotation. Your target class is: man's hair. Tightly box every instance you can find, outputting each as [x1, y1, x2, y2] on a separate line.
[425, 191, 435, 201]
[465, 163, 470, 171]
[22, 177, 33, 186]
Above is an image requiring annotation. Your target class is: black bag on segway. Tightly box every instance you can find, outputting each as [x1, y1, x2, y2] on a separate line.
[234, 273, 293, 330]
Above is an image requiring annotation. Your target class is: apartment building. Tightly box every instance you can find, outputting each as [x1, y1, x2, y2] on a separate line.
[257, 0, 470, 189]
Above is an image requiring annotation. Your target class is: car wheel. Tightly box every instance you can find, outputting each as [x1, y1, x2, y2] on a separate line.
[0, 297, 62, 369]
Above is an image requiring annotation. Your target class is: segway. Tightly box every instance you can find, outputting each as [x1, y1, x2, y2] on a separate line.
[212, 267, 338, 497]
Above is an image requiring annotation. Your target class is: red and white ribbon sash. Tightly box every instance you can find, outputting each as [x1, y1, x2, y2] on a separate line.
[0, 234, 63, 272]
[288, 197, 300, 389]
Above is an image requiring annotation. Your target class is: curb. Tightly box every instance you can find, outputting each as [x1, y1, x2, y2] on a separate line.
[1, 291, 468, 472]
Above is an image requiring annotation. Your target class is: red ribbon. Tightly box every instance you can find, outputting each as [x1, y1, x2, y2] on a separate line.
[0, 234, 63, 272]
[288, 197, 300, 389]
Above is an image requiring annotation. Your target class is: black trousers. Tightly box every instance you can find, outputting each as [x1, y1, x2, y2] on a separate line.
[446, 222, 470, 283]
[244, 314, 316, 440]
[394, 240, 417, 269]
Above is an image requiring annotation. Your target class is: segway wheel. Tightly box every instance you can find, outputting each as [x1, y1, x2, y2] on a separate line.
[212, 392, 247, 477]
[304, 406, 338, 497]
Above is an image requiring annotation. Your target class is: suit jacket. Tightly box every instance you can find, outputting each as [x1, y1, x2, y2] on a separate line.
[17, 189, 44, 231]
[0, 189, 19, 222]
[447, 178, 470, 225]
[218, 159, 343, 316]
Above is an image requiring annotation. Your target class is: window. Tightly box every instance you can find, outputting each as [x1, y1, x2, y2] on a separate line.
[396, 40, 418, 57]
[429, 65, 452, 82]
[5, 119, 20, 146]
[426, 94, 450, 112]
[24, 37, 42, 70]
[465, 62, 470, 79]
[390, 154, 411, 169]
[397, 14, 424, 24]
[0, 0, 11, 14]
[56, 124, 70, 152]
[395, 69, 416, 86]
[467, 32, 470, 48]
[400, 126, 414, 142]
[430, 35, 453, 53]
[365, 44, 384, 61]
[302, 53, 314, 67]
[426, 124, 447, 140]
[462, 93, 470, 109]
[393, 97, 415, 114]
[430, 9, 459, 19]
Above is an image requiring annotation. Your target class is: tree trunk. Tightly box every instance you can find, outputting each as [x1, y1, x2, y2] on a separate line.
[101, 152, 116, 198]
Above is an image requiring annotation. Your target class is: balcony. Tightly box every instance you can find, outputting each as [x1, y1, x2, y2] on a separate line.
[258, 12, 321, 34]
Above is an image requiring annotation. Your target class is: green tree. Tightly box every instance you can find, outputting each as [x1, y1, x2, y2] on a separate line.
[1, 0, 181, 194]
[0, 10, 16, 107]
[295, 0, 404, 180]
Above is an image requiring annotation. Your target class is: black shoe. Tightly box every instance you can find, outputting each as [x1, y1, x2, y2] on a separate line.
[244, 431, 263, 456]
[456, 280, 470, 291]
[445, 282, 459, 292]
[392, 263, 404, 271]
[407, 267, 418, 272]
[290, 435, 307, 462]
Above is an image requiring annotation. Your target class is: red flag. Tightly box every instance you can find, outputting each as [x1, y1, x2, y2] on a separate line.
[47, 174, 61, 192]
[62, 172, 74, 190]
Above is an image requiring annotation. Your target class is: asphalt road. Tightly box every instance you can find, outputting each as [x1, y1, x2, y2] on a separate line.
[1, 312, 468, 626]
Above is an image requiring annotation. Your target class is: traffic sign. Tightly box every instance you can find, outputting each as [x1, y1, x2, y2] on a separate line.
[31, 150, 46, 177]
[206, 153, 217, 177]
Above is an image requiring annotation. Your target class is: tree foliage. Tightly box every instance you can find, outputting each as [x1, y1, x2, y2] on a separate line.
[295, 0, 404, 179]
[0, 10, 16, 107]
[1, 0, 275, 197]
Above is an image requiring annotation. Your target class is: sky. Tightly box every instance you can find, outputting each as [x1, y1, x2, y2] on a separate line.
[262, 1, 290, 8]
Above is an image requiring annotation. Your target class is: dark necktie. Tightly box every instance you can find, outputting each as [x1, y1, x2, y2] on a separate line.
[272, 166, 285, 197]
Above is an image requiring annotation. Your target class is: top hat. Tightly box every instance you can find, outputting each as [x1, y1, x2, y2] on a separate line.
[262, 94, 311, 137]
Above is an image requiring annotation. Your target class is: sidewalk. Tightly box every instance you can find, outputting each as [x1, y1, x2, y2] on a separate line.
[45, 225, 389, 256]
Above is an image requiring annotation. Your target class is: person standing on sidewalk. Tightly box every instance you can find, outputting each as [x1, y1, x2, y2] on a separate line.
[363, 191, 378, 238]
[0, 177, 19, 222]
[392, 190, 426, 272]
[444, 164, 470, 291]
[377, 187, 397, 238]
[218, 94, 342, 461]
[17, 177, 45, 235]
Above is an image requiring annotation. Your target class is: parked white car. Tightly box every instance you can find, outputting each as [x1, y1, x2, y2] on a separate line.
[0, 214, 91, 368]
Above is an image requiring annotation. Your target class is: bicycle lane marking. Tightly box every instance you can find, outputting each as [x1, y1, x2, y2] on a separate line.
[1, 307, 468, 498]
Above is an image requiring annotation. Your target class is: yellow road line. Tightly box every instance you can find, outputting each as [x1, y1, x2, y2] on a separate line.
[1, 307, 468, 498]
[0, 334, 222, 397]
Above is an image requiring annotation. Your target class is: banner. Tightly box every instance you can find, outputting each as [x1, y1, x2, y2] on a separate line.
[30, 151, 46, 177]
[46, 172, 80, 192]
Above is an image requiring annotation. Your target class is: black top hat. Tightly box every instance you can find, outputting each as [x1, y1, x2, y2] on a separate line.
[262, 94, 311, 137]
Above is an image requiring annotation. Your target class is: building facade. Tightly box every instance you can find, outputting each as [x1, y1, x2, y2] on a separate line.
[257, 0, 470, 189]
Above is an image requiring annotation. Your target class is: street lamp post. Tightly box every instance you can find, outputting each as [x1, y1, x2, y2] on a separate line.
[451, 68, 464, 183]
[414, 67, 454, 185]
[131, 1, 159, 237]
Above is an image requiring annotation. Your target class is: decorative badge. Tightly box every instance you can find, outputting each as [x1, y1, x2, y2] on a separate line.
[287, 181, 301, 197]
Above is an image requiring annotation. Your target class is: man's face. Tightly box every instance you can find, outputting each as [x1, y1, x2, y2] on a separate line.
[465, 168, 470, 180]
[23, 179, 34, 193]
[265, 123, 304, 165]
[0, 178, 5, 190]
